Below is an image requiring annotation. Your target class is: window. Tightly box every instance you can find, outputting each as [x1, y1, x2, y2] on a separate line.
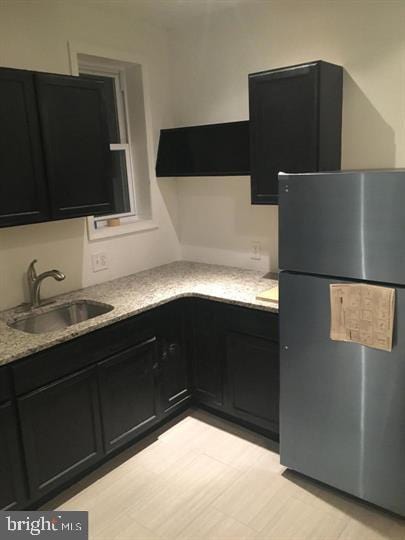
[68, 44, 157, 240]
[79, 64, 136, 225]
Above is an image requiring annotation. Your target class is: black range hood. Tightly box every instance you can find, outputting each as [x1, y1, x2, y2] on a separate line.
[155, 120, 250, 177]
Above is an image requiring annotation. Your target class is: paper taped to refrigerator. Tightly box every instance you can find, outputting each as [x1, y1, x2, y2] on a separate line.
[330, 283, 395, 351]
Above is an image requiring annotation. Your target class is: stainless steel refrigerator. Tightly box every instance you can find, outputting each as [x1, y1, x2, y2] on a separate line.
[279, 169, 405, 516]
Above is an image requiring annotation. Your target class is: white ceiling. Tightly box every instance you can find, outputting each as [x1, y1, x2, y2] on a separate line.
[95, 0, 254, 30]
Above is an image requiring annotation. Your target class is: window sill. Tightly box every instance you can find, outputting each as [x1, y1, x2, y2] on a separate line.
[86, 216, 158, 241]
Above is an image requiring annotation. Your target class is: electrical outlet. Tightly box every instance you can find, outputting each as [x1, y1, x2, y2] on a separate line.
[92, 252, 109, 272]
[251, 241, 262, 261]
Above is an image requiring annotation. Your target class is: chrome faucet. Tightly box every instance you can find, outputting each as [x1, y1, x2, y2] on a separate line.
[27, 259, 66, 309]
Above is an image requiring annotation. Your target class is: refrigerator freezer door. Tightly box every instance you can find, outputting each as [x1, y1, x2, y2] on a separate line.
[279, 170, 405, 284]
[280, 271, 405, 516]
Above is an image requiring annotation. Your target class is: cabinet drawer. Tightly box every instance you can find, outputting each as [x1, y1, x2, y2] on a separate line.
[12, 310, 156, 395]
[217, 302, 279, 341]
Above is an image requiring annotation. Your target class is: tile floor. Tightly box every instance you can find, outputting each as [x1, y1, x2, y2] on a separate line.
[44, 409, 405, 539]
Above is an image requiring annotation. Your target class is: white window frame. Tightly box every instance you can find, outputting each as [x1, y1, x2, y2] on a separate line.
[79, 62, 137, 222]
[68, 41, 158, 241]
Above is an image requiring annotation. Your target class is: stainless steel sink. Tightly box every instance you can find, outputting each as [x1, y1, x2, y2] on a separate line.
[8, 300, 114, 334]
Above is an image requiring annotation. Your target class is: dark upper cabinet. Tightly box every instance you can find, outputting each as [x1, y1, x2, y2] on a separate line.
[0, 68, 49, 227]
[249, 60, 343, 204]
[156, 301, 191, 413]
[35, 73, 113, 220]
[156, 121, 250, 177]
[18, 366, 103, 500]
[98, 338, 159, 453]
[0, 66, 114, 228]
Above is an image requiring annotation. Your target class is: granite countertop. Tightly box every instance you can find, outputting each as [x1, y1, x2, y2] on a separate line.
[0, 261, 278, 366]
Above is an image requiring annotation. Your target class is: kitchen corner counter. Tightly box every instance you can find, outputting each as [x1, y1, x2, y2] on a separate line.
[0, 261, 278, 366]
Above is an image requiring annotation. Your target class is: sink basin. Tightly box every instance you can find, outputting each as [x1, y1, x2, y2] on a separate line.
[8, 300, 114, 334]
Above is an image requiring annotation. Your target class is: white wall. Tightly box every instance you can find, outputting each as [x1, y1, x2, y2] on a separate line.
[0, 1, 181, 310]
[1, 0, 404, 309]
[169, 0, 405, 272]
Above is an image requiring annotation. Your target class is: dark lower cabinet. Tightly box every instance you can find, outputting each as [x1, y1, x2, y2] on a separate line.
[220, 306, 279, 435]
[18, 367, 103, 500]
[7, 297, 279, 510]
[192, 300, 223, 407]
[157, 301, 192, 413]
[98, 338, 159, 453]
[193, 301, 280, 436]
[225, 331, 279, 434]
[0, 401, 27, 510]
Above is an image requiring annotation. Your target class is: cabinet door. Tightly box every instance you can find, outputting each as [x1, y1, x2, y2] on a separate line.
[156, 121, 250, 177]
[225, 331, 279, 434]
[157, 302, 191, 413]
[0, 401, 27, 510]
[249, 63, 318, 204]
[35, 73, 113, 219]
[192, 300, 223, 407]
[0, 68, 49, 227]
[18, 367, 103, 500]
[98, 338, 159, 453]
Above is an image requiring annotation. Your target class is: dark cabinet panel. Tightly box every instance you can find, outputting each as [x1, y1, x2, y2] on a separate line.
[249, 60, 342, 204]
[225, 331, 279, 433]
[12, 309, 156, 396]
[156, 121, 250, 177]
[98, 338, 159, 453]
[209, 303, 280, 435]
[0, 366, 12, 403]
[0, 401, 27, 510]
[0, 68, 49, 227]
[157, 301, 191, 412]
[250, 64, 317, 204]
[35, 73, 113, 219]
[192, 300, 223, 407]
[18, 367, 103, 499]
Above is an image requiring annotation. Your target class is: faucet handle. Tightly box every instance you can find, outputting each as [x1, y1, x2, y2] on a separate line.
[27, 259, 38, 281]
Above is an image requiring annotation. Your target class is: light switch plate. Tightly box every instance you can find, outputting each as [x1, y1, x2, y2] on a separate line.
[251, 241, 262, 260]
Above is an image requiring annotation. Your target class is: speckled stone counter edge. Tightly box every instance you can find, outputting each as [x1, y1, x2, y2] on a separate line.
[0, 261, 278, 366]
